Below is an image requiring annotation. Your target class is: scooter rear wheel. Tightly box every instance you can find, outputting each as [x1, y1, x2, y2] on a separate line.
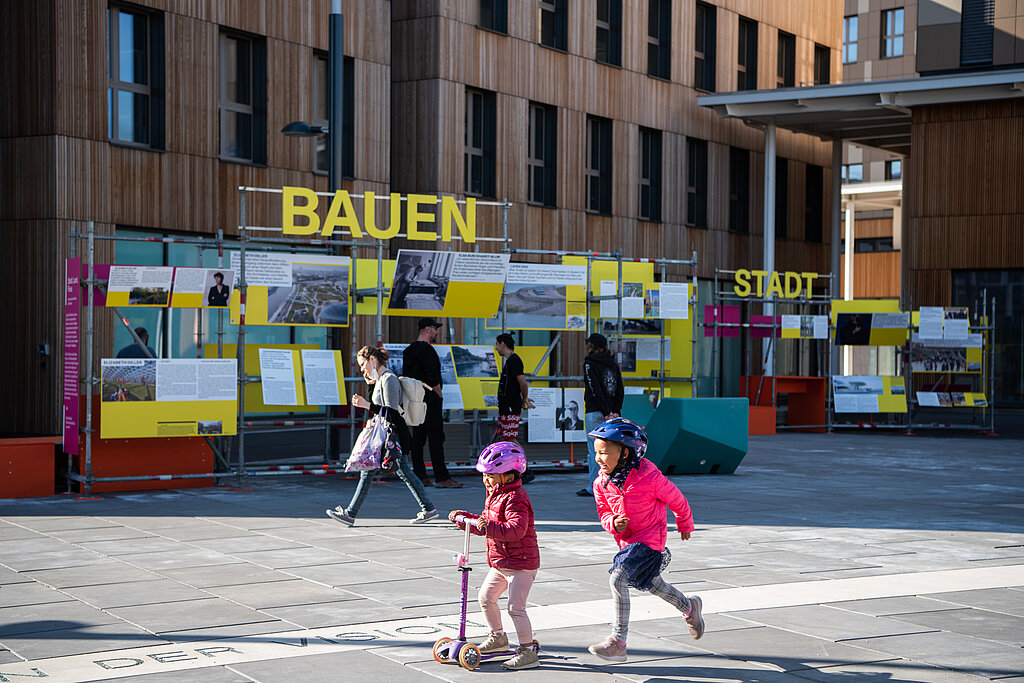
[432, 637, 453, 663]
[459, 643, 481, 671]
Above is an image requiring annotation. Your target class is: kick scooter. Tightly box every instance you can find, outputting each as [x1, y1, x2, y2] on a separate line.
[432, 514, 538, 671]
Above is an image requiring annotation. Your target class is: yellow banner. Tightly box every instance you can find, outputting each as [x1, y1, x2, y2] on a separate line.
[204, 344, 321, 414]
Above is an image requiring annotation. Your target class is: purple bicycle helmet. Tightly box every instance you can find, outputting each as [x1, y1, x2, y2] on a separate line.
[475, 441, 527, 474]
[588, 417, 648, 457]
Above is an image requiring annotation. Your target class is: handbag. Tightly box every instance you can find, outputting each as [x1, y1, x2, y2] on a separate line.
[345, 416, 386, 472]
[379, 419, 403, 473]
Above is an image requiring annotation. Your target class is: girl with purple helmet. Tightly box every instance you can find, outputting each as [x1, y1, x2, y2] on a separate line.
[586, 417, 704, 663]
[449, 441, 541, 670]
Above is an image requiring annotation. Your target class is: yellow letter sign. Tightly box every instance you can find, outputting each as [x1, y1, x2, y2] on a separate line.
[734, 270, 818, 298]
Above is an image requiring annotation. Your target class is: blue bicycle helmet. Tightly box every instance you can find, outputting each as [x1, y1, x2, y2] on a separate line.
[587, 417, 648, 458]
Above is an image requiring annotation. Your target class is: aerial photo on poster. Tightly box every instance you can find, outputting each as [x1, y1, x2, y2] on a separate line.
[267, 262, 350, 325]
[490, 262, 586, 330]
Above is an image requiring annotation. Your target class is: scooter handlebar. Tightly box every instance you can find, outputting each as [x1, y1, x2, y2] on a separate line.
[452, 515, 482, 529]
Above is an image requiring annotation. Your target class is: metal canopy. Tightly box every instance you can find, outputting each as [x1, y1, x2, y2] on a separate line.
[698, 69, 1024, 156]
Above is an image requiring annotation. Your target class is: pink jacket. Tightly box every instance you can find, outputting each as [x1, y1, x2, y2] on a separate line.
[454, 479, 540, 571]
[594, 459, 694, 552]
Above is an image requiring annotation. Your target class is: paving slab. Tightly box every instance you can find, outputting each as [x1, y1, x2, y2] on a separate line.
[826, 595, 961, 616]
[189, 535, 307, 554]
[922, 586, 1024, 617]
[0, 600, 122, 637]
[106, 598, 275, 634]
[0, 582, 75, 608]
[850, 630, 1024, 679]
[157, 620, 297, 642]
[150, 524, 257, 542]
[116, 549, 239, 572]
[63, 579, 211, 609]
[789, 658, 991, 682]
[204, 580, 363, 609]
[21, 562, 160, 588]
[46, 527, 156, 543]
[888, 607, 1024, 646]
[632, 613, 759, 638]
[79, 538, 186, 556]
[261, 599, 414, 628]
[157, 563, 290, 588]
[229, 547, 359, 569]
[671, 566, 829, 587]
[11, 517, 124, 533]
[230, 649, 439, 682]
[725, 604, 932, 641]
[280, 561, 426, 586]
[342, 577, 454, 608]
[0, 622, 169, 659]
[92, 667, 252, 683]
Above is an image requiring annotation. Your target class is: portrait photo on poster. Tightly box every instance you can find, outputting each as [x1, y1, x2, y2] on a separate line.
[834, 313, 873, 345]
[205, 270, 232, 307]
[389, 250, 455, 311]
[555, 399, 585, 431]
[267, 263, 350, 325]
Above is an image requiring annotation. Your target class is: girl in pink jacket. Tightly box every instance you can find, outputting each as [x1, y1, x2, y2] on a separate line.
[449, 441, 540, 671]
[587, 418, 704, 663]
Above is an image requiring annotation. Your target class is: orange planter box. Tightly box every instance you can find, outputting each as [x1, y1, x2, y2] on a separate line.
[0, 437, 58, 498]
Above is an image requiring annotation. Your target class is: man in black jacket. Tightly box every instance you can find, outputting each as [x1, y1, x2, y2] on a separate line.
[403, 318, 462, 488]
[578, 333, 623, 496]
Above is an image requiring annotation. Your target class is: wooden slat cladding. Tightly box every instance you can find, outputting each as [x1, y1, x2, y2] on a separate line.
[0, 1, 57, 137]
[842, 218, 894, 240]
[906, 101, 1024, 309]
[839, 251, 901, 299]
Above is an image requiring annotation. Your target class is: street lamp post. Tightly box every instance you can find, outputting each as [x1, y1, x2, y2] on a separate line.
[282, 0, 344, 459]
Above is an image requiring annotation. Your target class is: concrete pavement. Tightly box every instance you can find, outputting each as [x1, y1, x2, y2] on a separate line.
[1, 432, 1022, 681]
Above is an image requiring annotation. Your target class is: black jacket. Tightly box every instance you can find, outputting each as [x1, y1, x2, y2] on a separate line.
[584, 351, 624, 416]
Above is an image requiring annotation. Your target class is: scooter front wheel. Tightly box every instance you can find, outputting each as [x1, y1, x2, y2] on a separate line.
[432, 637, 453, 663]
[459, 643, 481, 671]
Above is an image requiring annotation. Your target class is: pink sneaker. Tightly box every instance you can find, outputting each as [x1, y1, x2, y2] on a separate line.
[588, 635, 627, 662]
[685, 595, 705, 640]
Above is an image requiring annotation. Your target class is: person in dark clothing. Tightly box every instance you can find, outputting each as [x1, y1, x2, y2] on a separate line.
[578, 332, 624, 497]
[116, 327, 156, 358]
[403, 318, 462, 488]
[494, 333, 537, 483]
[207, 272, 231, 306]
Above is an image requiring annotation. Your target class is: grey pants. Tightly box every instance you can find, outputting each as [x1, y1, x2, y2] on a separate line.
[610, 565, 691, 641]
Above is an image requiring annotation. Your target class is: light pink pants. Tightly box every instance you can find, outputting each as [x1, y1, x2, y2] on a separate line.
[478, 566, 537, 644]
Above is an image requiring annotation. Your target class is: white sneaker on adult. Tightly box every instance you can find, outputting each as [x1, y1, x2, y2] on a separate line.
[326, 508, 355, 527]
[410, 509, 439, 524]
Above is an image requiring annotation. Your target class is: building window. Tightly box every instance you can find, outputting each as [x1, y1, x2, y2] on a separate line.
[885, 159, 902, 181]
[841, 163, 863, 184]
[961, 0, 994, 65]
[855, 237, 895, 252]
[586, 116, 613, 215]
[805, 164, 824, 242]
[814, 43, 830, 84]
[639, 128, 662, 222]
[479, 0, 508, 34]
[775, 158, 788, 239]
[777, 30, 795, 88]
[219, 31, 266, 163]
[595, 0, 622, 66]
[842, 15, 858, 64]
[686, 138, 708, 229]
[647, 0, 671, 79]
[737, 16, 758, 91]
[539, 0, 567, 51]
[313, 53, 355, 178]
[528, 103, 557, 207]
[107, 4, 164, 148]
[728, 147, 750, 234]
[694, 2, 716, 92]
[881, 8, 904, 58]
[465, 88, 496, 198]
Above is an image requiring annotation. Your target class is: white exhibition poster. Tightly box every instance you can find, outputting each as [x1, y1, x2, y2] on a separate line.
[917, 392, 942, 407]
[813, 316, 829, 339]
[560, 388, 587, 442]
[918, 307, 944, 339]
[635, 338, 671, 362]
[943, 307, 969, 340]
[450, 252, 511, 283]
[659, 283, 689, 319]
[107, 265, 175, 306]
[495, 262, 587, 330]
[258, 348, 299, 406]
[228, 252, 293, 287]
[873, 312, 910, 329]
[599, 280, 618, 318]
[832, 375, 883, 413]
[527, 388, 560, 443]
[301, 350, 341, 405]
[153, 359, 237, 402]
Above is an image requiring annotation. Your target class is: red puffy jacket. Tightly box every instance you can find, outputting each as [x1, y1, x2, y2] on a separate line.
[594, 458, 694, 552]
[455, 479, 540, 571]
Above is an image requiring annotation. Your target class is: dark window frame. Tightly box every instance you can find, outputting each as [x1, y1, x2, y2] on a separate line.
[777, 30, 795, 88]
[639, 127, 662, 222]
[479, 0, 509, 34]
[728, 146, 750, 234]
[961, 0, 994, 65]
[107, 2, 165, 149]
[775, 157, 788, 239]
[694, 2, 717, 92]
[465, 88, 497, 198]
[595, 0, 623, 66]
[885, 159, 902, 181]
[586, 116, 613, 215]
[841, 163, 863, 184]
[647, 0, 672, 79]
[539, 0, 568, 51]
[528, 102, 558, 207]
[814, 43, 830, 85]
[218, 29, 267, 164]
[312, 52, 355, 179]
[881, 8, 905, 59]
[737, 16, 758, 91]
[686, 138, 708, 229]
[805, 164, 824, 243]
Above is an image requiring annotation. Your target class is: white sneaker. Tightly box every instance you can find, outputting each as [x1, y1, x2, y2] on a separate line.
[411, 509, 439, 524]
[326, 508, 355, 526]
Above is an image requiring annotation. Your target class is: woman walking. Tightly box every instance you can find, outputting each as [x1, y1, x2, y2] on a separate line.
[326, 346, 439, 526]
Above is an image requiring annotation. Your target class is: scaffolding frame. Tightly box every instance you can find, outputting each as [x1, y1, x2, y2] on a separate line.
[705, 269, 835, 430]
